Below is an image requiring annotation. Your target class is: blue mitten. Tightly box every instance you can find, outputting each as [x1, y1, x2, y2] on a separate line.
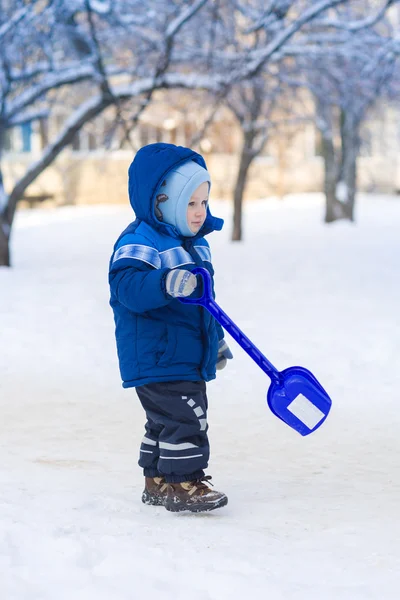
[216, 339, 233, 370]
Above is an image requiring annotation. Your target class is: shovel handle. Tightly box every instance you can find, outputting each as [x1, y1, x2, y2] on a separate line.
[179, 267, 281, 383]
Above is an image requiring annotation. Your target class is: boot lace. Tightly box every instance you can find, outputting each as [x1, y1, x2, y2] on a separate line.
[170, 476, 214, 494]
[191, 475, 214, 494]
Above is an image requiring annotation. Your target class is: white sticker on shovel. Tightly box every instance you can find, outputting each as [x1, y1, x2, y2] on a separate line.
[287, 394, 325, 430]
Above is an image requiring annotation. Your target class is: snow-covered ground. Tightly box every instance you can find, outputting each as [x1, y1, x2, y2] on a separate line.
[1, 193, 400, 600]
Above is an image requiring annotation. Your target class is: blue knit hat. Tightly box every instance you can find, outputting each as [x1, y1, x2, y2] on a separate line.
[155, 160, 211, 237]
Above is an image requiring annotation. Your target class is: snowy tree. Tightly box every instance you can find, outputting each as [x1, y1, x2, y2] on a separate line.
[0, 0, 214, 267]
[226, 77, 281, 241]
[291, 0, 400, 221]
[180, 0, 368, 241]
[201, 0, 399, 237]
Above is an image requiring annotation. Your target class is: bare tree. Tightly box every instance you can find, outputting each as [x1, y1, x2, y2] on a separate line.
[296, 1, 399, 221]
[0, 0, 212, 266]
[227, 77, 280, 241]
[182, 0, 359, 240]
[206, 0, 398, 237]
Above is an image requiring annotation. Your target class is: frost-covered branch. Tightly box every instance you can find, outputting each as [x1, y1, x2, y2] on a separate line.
[0, 6, 30, 42]
[311, 0, 398, 31]
[7, 109, 49, 127]
[5, 64, 97, 121]
[4, 71, 220, 226]
[119, 0, 210, 146]
[166, 0, 209, 38]
[228, 0, 349, 81]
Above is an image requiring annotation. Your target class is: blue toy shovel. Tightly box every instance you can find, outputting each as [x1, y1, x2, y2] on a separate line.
[180, 267, 332, 436]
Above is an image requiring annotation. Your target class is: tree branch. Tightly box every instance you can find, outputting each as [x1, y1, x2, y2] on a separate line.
[119, 0, 209, 147]
[229, 0, 351, 81]
[4, 71, 220, 226]
[311, 0, 398, 32]
[0, 6, 31, 42]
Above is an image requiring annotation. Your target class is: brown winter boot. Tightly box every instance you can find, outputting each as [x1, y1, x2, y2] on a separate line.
[165, 476, 228, 513]
[142, 476, 168, 506]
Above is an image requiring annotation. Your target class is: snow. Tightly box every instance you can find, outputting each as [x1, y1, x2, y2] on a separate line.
[88, 0, 111, 14]
[7, 65, 97, 119]
[1, 193, 400, 599]
[336, 180, 348, 203]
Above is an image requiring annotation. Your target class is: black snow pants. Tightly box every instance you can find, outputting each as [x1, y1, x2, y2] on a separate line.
[136, 380, 209, 483]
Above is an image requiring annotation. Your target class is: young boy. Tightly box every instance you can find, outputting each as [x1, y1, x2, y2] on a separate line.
[109, 142, 232, 513]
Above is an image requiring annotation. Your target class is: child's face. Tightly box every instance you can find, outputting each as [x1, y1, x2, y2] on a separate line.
[187, 182, 209, 234]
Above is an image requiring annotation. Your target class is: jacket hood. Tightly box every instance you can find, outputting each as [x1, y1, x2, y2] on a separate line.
[128, 143, 223, 239]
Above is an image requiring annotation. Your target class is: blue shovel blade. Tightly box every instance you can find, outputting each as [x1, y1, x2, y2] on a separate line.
[267, 366, 332, 436]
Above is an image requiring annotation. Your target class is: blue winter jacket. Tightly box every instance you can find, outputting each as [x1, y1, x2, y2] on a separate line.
[109, 143, 224, 388]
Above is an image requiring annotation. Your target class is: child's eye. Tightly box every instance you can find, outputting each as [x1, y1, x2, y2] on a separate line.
[188, 201, 195, 207]
[202, 200, 208, 206]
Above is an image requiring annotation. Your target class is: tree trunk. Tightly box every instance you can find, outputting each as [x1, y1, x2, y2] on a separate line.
[0, 161, 10, 266]
[322, 109, 359, 224]
[232, 131, 255, 241]
[322, 132, 342, 223]
[276, 135, 286, 200]
[316, 98, 351, 224]
[0, 215, 10, 267]
[339, 110, 358, 221]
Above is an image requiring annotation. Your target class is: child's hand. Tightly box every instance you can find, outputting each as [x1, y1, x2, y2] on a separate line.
[166, 269, 197, 298]
[216, 339, 233, 370]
